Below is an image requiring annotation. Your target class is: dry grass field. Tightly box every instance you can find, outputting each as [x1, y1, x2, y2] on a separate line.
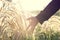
[0, 0, 60, 40]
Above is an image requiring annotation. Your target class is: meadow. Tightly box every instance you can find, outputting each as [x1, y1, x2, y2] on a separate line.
[0, 0, 60, 40]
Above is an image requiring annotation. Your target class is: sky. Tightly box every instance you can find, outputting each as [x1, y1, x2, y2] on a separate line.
[13, 0, 52, 11]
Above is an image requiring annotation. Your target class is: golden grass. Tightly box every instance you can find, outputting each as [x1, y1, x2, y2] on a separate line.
[0, 0, 28, 40]
[1, 0, 60, 40]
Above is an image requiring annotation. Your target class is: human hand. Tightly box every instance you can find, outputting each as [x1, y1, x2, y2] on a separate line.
[26, 17, 38, 34]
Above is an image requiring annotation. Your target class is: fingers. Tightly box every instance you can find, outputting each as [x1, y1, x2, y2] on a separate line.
[26, 20, 32, 30]
[27, 17, 36, 29]
[26, 24, 30, 30]
[26, 21, 36, 31]
[26, 17, 37, 29]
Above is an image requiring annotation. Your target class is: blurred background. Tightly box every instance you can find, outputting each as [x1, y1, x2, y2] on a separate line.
[12, 0, 52, 14]
[12, 0, 60, 40]
[0, 0, 60, 40]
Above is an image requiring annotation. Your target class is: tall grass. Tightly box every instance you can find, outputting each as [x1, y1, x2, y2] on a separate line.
[0, 0, 27, 40]
[0, 0, 60, 40]
[34, 15, 60, 40]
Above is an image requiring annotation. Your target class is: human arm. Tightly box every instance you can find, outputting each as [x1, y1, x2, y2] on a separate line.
[36, 0, 60, 24]
[27, 0, 60, 34]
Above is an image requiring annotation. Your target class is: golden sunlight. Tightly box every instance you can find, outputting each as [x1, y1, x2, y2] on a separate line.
[17, 0, 52, 11]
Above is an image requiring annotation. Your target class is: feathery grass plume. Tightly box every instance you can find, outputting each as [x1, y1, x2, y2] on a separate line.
[0, 0, 27, 40]
[34, 15, 60, 40]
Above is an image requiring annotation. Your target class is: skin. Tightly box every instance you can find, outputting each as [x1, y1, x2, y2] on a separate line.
[27, 0, 60, 33]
